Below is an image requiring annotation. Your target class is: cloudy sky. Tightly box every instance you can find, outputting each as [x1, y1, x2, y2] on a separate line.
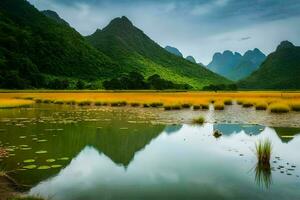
[28, 0, 300, 64]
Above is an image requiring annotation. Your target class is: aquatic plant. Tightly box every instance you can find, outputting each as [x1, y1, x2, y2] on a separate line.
[255, 162, 272, 189]
[130, 102, 140, 107]
[181, 103, 191, 109]
[150, 102, 163, 107]
[255, 102, 268, 110]
[224, 99, 233, 105]
[34, 99, 42, 103]
[164, 105, 171, 110]
[0, 99, 34, 109]
[269, 103, 290, 113]
[110, 101, 127, 107]
[65, 100, 76, 105]
[143, 103, 150, 108]
[193, 116, 205, 124]
[193, 105, 201, 110]
[94, 101, 102, 106]
[213, 130, 222, 138]
[242, 101, 254, 108]
[255, 139, 272, 165]
[54, 100, 64, 105]
[77, 100, 92, 106]
[214, 102, 224, 110]
[290, 102, 300, 111]
[42, 99, 53, 104]
[201, 104, 209, 109]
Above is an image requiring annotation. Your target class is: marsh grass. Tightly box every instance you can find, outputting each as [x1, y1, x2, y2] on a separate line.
[290, 103, 300, 111]
[193, 105, 201, 110]
[150, 102, 163, 108]
[143, 103, 150, 108]
[94, 101, 102, 106]
[42, 99, 53, 104]
[269, 103, 290, 113]
[255, 102, 268, 110]
[0, 99, 34, 109]
[181, 103, 191, 109]
[193, 116, 205, 124]
[77, 100, 92, 106]
[64, 100, 76, 105]
[256, 139, 272, 165]
[224, 99, 233, 105]
[214, 102, 224, 110]
[110, 101, 127, 107]
[200, 104, 209, 110]
[130, 102, 140, 107]
[54, 100, 64, 105]
[242, 101, 254, 108]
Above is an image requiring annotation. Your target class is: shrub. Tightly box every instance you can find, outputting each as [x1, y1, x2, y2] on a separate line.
[193, 116, 205, 124]
[269, 103, 290, 113]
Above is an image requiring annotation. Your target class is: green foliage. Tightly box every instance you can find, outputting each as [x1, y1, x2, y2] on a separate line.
[202, 84, 237, 91]
[86, 16, 230, 89]
[239, 41, 300, 89]
[193, 116, 205, 124]
[256, 139, 272, 165]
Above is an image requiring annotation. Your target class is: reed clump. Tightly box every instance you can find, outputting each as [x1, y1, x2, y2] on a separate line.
[54, 100, 64, 105]
[181, 103, 191, 109]
[269, 103, 290, 113]
[110, 101, 127, 107]
[150, 102, 163, 108]
[193, 116, 205, 124]
[224, 99, 233, 105]
[214, 102, 224, 110]
[200, 104, 209, 110]
[256, 139, 272, 166]
[77, 100, 92, 106]
[94, 101, 102, 106]
[0, 99, 34, 109]
[193, 105, 201, 110]
[290, 102, 300, 111]
[242, 101, 254, 108]
[130, 102, 140, 107]
[255, 102, 268, 110]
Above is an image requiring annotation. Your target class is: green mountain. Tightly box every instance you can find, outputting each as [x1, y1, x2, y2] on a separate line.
[186, 55, 196, 63]
[0, 0, 118, 89]
[164, 46, 183, 57]
[207, 49, 266, 81]
[41, 10, 69, 26]
[239, 41, 300, 89]
[86, 16, 230, 89]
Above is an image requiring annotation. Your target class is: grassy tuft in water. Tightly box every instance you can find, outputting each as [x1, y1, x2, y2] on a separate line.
[269, 103, 290, 113]
[242, 101, 254, 108]
[193, 116, 205, 124]
[256, 139, 272, 165]
[110, 101, 127, 107]
[130, 102, 140, 107]
[77, 100, 92, 106]
[181, 103, 191, 109]
[214, 102, 224, 110]
[150, 102, 163, 108]
[255, 102, 268, 110]
[290, 103, 300, 111]
[224, 99, 233, 105]
[193, 105, 201, 110]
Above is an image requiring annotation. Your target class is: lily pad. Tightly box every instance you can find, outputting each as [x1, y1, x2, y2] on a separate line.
[51, 165, 62, 168]
[58, 157, 69, 161]
[46, 159, 56, 163]
[23, 159, 35, 163]
[37, 139, 48, 143]
[35, 150, 47, 154]
[23, 165, 37, 169]
[38, 165, 51, 170]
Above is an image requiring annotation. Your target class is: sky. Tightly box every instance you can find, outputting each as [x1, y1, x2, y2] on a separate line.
[28, 0, 300, 65]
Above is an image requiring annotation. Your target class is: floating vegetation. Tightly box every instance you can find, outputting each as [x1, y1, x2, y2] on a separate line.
[35, 150, 48, 154]
[58, 157, 69, 161]
[193, 116, 205, 124]
[20, 147, 32, 151]
[23, 165, 37, 169]
[38, 165, 51, 170]
[23, 159, 35, 163]
[51, 164, 62, 168]
[19, 136, 26, 139]
[37, 139, 48, 143]
[46, 159, 56, 163]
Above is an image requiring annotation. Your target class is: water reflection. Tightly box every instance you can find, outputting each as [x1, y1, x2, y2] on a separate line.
[213, 123, 265, 136]
[28, 124, 300, 200]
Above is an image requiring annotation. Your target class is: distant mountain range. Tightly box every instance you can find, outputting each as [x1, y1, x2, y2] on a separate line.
[164, 46, 197, 64]
[207, 49, 266, 81]
[239, 41, 300, 89]
[0, 0, 229, 89]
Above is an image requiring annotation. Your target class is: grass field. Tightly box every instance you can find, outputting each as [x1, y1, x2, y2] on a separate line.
[0, 91, 299, 112]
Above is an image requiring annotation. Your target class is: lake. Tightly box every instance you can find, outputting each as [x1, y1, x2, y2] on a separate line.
[0, 104, 300, 200]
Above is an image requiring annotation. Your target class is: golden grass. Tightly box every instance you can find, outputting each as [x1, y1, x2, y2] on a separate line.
[193, 116, 205, 124]
[269, 102, 290, 113]
[255, 101, 268, 110]
[214, 102, 225, 110]
[0, 99, 34, 109]
[0, 92, 299, 113]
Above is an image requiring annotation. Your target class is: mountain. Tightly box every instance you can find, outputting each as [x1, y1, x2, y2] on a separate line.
[0, 0, 118, 89]
[239, 41, 300, 89]
[42, 10, 69, 26]
[164, 46, 183, 57]
[86, 16, 230, 89]
[186, 56, 196, 63]
[207, 49, 266, 81]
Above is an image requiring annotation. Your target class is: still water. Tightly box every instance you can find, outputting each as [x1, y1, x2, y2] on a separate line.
[0, 105, 300, 200]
